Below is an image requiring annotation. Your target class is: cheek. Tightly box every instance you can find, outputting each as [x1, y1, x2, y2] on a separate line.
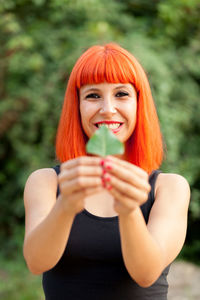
[80, 103, 97, 120]
[125, 103, 137, 135]
[80, 104, 89, 122]
[79, 103, 96, 132]
[125, 102, 137, 122]
[79, 106, 89, 137]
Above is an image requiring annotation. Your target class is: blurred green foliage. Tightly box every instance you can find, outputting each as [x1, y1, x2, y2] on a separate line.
[0, 255, 43, 299]
[0, 0, 200, 296]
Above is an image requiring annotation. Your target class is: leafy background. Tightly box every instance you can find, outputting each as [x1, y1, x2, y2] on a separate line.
[0, 0, 200, 298]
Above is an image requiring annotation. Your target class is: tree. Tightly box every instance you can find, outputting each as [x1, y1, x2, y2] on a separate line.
[1, 0, 200, 262]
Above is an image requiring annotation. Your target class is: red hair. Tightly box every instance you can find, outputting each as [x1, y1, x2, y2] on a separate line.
[56, 43, 163, 173]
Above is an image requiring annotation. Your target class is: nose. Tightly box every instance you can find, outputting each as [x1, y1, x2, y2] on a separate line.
[99, 98, 117, 115]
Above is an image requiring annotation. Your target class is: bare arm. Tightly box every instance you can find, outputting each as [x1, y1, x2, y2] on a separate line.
[118, 174, 190, 287]
[101, 156, 190, 287]
[23, 168, 76, 275]
[23, 157, 103, 275]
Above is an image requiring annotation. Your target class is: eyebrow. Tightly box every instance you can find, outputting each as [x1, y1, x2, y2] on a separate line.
[83, 88, 100, 94]
[82, 85, 131, 95]
[113, 85, 130, 90]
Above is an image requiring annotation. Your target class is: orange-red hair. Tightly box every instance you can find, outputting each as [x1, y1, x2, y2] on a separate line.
[56, 43, 164, 173]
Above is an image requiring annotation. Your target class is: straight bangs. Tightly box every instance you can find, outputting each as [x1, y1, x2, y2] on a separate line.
[75, 45, 138, 90]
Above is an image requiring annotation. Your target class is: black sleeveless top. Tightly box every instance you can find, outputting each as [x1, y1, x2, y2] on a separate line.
[42, 166, 170, 300]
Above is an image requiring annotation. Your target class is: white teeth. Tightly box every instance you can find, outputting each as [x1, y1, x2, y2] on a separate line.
[97, 123, 121, 129]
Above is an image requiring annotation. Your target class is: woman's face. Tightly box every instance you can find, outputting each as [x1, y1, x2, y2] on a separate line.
[79, 82, 137, 143]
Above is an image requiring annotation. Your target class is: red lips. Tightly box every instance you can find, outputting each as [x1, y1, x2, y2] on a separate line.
[95, 120, 122, 125]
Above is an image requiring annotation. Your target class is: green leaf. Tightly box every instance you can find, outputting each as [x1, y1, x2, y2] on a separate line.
[86, 125, 124, 157]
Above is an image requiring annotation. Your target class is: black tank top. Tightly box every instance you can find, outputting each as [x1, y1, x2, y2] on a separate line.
[42, 166, 170, 300]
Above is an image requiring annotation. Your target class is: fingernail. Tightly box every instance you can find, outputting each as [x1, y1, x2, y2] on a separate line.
[101, 178, 106, 187]
[100, 160, 105, 166]
[102, 169, 107, 175]
[105, 163, 112, 170]
[104, 175, 111, 182]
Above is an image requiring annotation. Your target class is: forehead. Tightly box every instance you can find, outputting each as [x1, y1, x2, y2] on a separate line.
[80, 82, 136, 94]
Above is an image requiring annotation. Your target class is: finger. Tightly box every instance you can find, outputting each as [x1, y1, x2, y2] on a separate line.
[109, 188, 138, 211]
[71, 185, 103, 200]
[82, 185, 103, 197]
[61, 156, 102, 171]
[104, 173, 149, 205]
[60, 175, 102, 196]
[105, 155, 149, 179]
[59, 165, 103, 182]
[103, 161, 151, 193]
[62, 186, 103, 213]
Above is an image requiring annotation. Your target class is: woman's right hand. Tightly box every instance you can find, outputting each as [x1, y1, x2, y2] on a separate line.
[58, 156, 103, 215]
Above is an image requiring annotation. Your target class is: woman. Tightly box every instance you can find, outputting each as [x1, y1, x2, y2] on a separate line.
[23, 43, 190, 299]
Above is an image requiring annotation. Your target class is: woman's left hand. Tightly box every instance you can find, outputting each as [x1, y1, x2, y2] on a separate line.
[101, 156, 151, 215]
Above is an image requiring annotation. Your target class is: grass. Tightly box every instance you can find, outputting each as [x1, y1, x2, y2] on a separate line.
[0, 254, 43, 300]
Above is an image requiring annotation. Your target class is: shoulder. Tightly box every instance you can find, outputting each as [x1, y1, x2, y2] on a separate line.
[156, 173, 190, 194]
[155, 173, 190, 207]
[26, 167, 58, 183]
[24, 168, 59, 240]
[24, 168, 58, 201]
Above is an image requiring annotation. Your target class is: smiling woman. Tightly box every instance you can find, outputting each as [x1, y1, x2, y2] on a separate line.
[23, 43, 190, 300]
[56, 43, 163, 173]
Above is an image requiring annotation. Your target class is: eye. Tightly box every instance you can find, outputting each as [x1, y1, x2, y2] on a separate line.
[116, 91, 129, 98]
[85, 93, 100, 99]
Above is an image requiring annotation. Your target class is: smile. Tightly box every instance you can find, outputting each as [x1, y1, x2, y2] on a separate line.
[94, 122, 124, 134]
[95, 123, 122, 129]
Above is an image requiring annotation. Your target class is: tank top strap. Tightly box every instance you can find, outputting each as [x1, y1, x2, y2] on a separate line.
[148, 169, 162, 203]
[140, 169, 162, 223]
[52, 165, 61, 197]
[53, 164, 60, 175]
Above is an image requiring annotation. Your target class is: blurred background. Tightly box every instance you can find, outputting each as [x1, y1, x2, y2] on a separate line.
[0, 0, 200, 299]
